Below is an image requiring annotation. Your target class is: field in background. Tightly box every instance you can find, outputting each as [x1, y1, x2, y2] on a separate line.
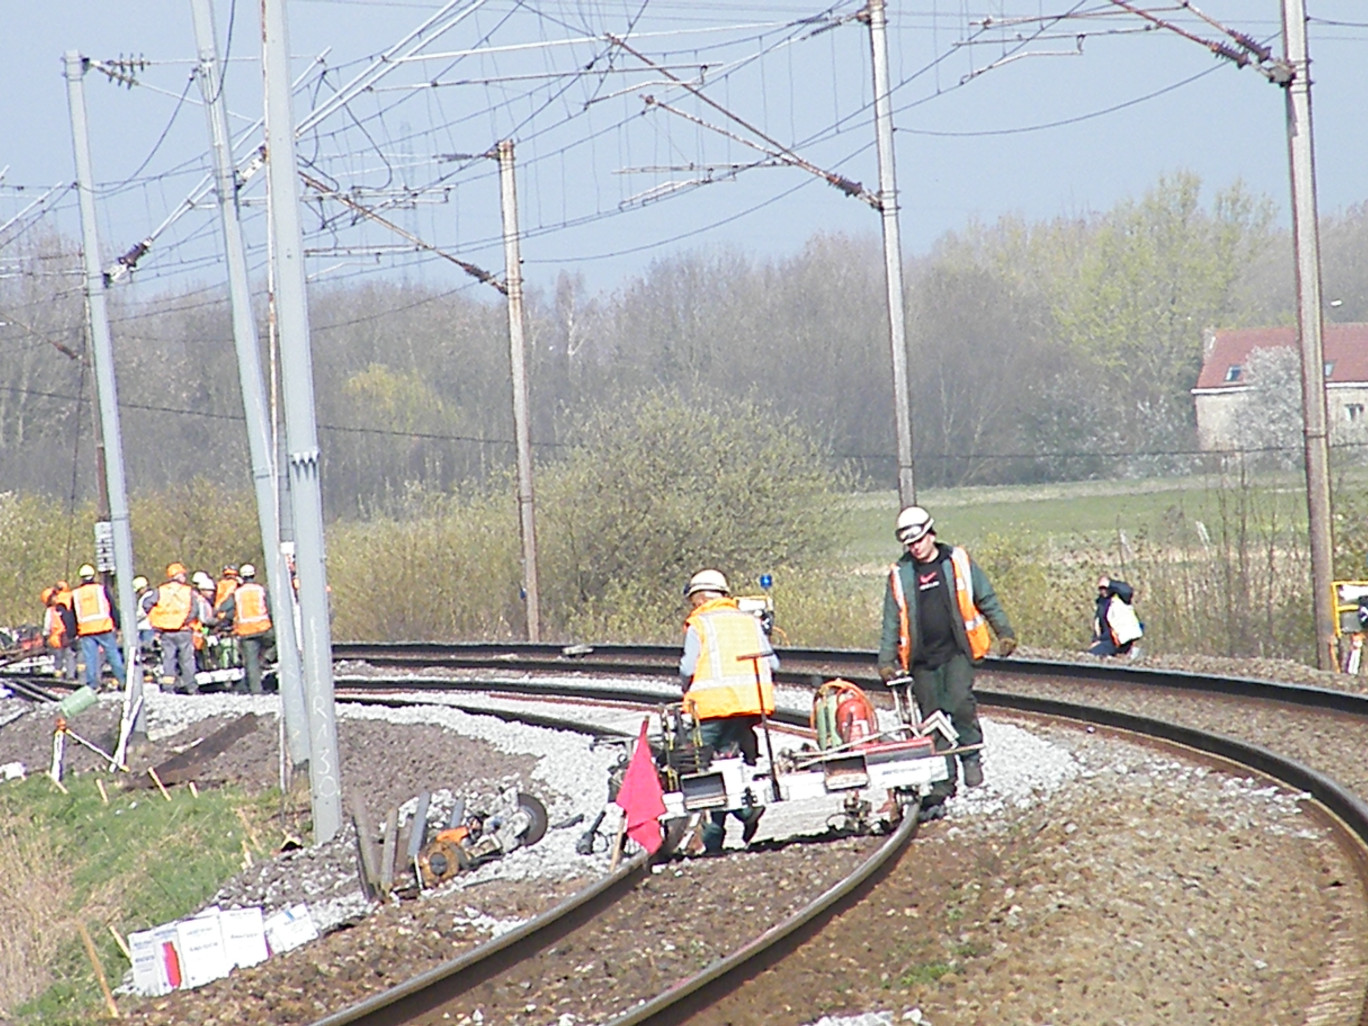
[1, 466, 1339, 665]
[827, 472, 1320, 662]
[839, 476, 1310, 568]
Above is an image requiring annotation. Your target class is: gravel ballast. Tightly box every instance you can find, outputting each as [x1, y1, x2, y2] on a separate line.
[2, 655, 1366, 1025]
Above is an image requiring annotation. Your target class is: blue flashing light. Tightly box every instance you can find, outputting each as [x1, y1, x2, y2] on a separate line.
[758, 573, 773, 590]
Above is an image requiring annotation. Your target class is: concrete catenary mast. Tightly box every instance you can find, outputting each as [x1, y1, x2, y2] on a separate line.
[496, 140, 542, 642]
[262, 0, 343, 841]
[865, 0, 916, 505]
[64, 52, 144, 738]
[190, 0, 310, 763]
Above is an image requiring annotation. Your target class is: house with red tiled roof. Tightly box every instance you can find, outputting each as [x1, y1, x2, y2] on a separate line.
[1191, 323, 1368, 449]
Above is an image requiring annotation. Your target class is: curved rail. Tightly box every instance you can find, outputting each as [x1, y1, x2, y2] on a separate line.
[310, 852, 651, 1026]
[314, 652, 1368, 1025]
[333, 641, 1368, 717]
[603, 813, 919, 1026]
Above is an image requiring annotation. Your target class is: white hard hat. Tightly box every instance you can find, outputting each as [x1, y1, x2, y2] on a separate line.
[685, 569, 730, 597]
[192, 571, 214, 590]
[239, 563, 256, 579]
[895, 505, 935, 545]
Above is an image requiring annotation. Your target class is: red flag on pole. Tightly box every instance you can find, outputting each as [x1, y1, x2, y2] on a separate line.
[614, 717, 666, 854]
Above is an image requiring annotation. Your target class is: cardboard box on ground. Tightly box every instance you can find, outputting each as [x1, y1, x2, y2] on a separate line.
[127, 903, 317, 996]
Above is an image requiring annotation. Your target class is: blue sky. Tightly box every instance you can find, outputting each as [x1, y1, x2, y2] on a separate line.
[4, 1, 1366, 299]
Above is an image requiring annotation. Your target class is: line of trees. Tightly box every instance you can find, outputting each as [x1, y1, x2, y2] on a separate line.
[4, 172, 1368, 518]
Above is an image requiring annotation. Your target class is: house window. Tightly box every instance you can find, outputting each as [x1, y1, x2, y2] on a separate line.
[1348, 403, 1365, 423]
[1224, 365, 1242, 382]
[1326, 361, 1336, 378]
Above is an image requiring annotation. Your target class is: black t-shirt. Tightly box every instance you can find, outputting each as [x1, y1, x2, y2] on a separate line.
[911, 548, 959, 669]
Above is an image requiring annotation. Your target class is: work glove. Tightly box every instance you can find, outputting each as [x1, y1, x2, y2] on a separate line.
[997, 636, 1018, 657]
[877, 664, 899, 682]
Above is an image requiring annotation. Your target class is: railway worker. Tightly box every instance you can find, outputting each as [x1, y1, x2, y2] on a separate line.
[42, 583, 78, 681]
[877, 505, 1017, 821]
[1089, 575, 1143, 658]
[142, 563, 210, 694]
[679, 568, 779, 854]
[132, 575, 155, 666]
[190, 570, 225, 671]
[71, 564, 126, 690]
[214, 565, 240, 609]
[216, 563, 273, 694]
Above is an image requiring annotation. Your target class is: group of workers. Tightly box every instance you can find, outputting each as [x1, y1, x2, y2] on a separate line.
[36, 504, 1138, 854]
[40, 561, 275, 695]
[678, 504, 1143, 848]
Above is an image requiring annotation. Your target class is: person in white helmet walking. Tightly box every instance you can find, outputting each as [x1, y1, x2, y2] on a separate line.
[877, 506, 1016, 821]
[679, 568, 779, 854]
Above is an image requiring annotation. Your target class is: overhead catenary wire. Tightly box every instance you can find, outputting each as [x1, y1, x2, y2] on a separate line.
[10, 0, 1346, 341]
[7, 379, 1362, 463]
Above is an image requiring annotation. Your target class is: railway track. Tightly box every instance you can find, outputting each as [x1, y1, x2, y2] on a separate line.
[8, 647, 1368, 1022]
[306, 648, 1368, 1025]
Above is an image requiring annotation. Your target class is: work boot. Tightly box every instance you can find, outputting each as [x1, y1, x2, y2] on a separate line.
[962, 760, 984, 789]
[741, 806, 765, 844]
[916, 800, 947, 824]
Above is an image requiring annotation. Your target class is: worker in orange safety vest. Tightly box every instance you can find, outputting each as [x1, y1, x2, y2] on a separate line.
[215, 563, 273, 694]
[214, 565, 240, 609]
[141, 563, 210, 694]
[42, 583, 77, 681]
[877, 506, 1016, 821]
[679, 568, 778, 854]
[71, 563, 125, 689]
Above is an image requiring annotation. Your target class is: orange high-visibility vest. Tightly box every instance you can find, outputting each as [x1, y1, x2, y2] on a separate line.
[682, 598, 775, 721]
[215, 577, 238, 608]
[72, 582, 115, 635]
[149, 581, 193, 631]
[45, 607, 67, 648]
[232, 582, 272, 637]
[48, 587, 73, 647]
[889, 546, 992, 669]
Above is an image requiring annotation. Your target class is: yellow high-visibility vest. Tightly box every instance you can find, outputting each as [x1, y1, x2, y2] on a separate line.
[683, 598, 775, 720]
[149, 581, 193, 631]
[72, 582, 115, 636]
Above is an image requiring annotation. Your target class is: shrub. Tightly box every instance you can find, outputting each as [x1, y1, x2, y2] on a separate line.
[536, 390, 848, 639]
[129, 478, 264, 579]
[0, 492, 95, 628]
[327, 486, 522, 641]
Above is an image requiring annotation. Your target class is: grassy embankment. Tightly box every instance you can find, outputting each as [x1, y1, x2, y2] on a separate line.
[0, 770, 281, 1025]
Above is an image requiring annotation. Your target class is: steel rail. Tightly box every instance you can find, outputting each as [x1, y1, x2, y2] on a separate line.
[308, 851, 651, 1026]
[313, 652, 1368, 1025]
[603, 813, 919, 1026]
[306, 687, 888, 1026]
[334, 641, 1368, 716]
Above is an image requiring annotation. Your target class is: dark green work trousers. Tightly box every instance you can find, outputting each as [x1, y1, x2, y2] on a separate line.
[698, 715, 762, 852]
[912, 653, 982, 801]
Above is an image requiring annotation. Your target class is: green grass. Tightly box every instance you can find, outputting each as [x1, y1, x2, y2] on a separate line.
[839, 476, 1312, 567]
[899, 961, 954, 986]
[1, 773, 281, 1025]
